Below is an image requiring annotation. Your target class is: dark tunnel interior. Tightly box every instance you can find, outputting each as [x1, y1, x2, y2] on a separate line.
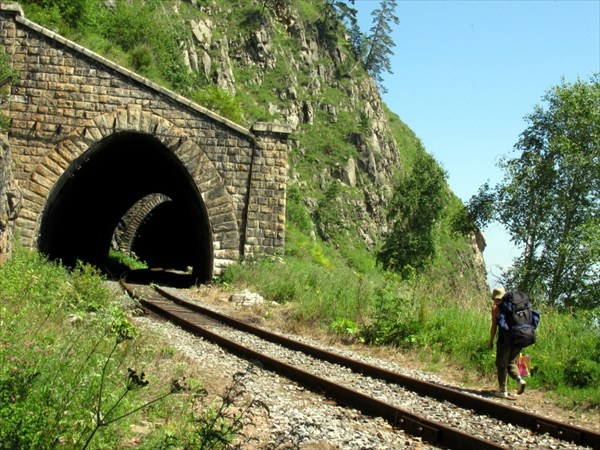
[37, 131, 213, 282]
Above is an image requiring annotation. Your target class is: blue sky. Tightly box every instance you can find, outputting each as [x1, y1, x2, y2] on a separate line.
[355, 0, 600, 286]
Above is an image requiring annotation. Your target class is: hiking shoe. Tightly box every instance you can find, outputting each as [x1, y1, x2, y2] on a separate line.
[494, 390, 509, 399]
[517, 379, 526, 395]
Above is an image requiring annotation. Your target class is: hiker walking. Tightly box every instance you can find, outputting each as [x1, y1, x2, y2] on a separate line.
[489, 287, 528, 398]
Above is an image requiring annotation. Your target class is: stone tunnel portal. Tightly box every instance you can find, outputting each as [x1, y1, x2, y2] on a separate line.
[37, 131, 213, 281]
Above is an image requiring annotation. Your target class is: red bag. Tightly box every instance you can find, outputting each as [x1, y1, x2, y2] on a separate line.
[518, 353, 531, 377]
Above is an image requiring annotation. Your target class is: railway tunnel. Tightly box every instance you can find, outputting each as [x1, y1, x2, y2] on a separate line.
[37, 131, 213, 282]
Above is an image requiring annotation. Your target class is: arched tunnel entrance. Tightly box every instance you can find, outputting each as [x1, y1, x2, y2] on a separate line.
[37, 131, 213, 283]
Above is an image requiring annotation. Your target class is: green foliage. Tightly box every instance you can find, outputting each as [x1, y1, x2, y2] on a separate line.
[102, 0, 194, 92]
[220, 243, 378, 327]
[296, 112, 361, 176]
[0, 48, 17, 131]
[0, 114, 10, 131]
[24, 0, 196, 94]
[360, 280, 424, 347]
[108, 249, 148, 271]
[564, 358, 600, 389]
[315, 0, 359, 55]
[0, 247, 256, 447]
[378, 146, 449, 277]
[130, 44, 155, 72]
[103, 0, 157, 51]
[451, 182, 496, 237]
[471, 74, 600, 308]
[0, 48, 17, 84]
[21, 3, 63, 31]
[190, 86, 243, 123]
[360, 0, 399, 93]
[22, 0, 96, 31]
[0, 248, 151, 448]
[286, 184, 314, 234]
[0, 245, 72, 308]
[329, 317, 359, 339]
[520, 308, 600, 409]
[315, 181, 345, 241]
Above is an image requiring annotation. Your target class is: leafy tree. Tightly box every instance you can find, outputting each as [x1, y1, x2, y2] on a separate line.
[378, 145, 448, 276]
[361, 0, 399, 93]
[472, 75, 600, 308]
[450, 182, 495, 237]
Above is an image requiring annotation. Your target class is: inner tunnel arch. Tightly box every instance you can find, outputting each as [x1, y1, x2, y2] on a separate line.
[38, 131, 214, 281]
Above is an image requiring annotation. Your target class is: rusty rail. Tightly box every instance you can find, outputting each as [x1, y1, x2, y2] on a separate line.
[120, 273, 600, 449]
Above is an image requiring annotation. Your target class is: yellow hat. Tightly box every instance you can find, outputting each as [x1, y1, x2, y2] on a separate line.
[491, 287, 506, 300]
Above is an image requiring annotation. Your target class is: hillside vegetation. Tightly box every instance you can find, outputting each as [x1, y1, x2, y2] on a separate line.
[15, 1, 488, 304]
[0, 2, 597, 446]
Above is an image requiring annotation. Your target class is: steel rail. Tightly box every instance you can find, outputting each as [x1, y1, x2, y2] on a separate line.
[121, 280, 506, 450]
[149, 284, 599, 448]
[120, 274, 600, 449]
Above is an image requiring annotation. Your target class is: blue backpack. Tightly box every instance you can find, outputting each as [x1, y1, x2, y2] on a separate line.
[497, 291, 540, 348]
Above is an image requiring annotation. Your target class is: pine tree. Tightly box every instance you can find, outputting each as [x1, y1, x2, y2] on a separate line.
[362, 0, 399, 93]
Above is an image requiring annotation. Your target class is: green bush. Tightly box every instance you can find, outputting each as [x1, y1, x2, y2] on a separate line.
[105, 0, 155, 52]
[0, 248, 143, 448]
[360, 282, 424, 347]
[22, 0, 95, 30]
[286, 184, 313, 234]
[190, 86, 243, 123]
[564, 358, 600, 388]
[329, 317, 359, 338]
[130, 44, 154, 72]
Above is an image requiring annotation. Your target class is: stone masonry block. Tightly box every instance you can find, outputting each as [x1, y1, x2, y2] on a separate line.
[2, 8, 290, 272]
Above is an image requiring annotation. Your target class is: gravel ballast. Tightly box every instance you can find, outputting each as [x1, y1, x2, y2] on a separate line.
[121, 285, 597, 450]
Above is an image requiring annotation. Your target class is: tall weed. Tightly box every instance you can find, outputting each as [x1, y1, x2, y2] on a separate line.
[221, 252, 377, 328]
[0, 248, 257, 447]
[222, 245, 600, 410]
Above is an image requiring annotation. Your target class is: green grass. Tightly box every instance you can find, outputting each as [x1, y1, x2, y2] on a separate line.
[0, 246, 260, 448]
[221, 229, 600, 412]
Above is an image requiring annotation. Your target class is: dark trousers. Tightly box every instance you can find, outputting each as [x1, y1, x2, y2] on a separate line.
[495, 342, 522, 388]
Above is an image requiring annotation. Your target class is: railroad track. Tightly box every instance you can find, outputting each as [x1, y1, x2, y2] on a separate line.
[120, 272, 600, 450]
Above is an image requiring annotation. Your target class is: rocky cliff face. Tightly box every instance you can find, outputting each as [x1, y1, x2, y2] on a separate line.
[180, 0, 486, 288]
[178, 1, 405, 247]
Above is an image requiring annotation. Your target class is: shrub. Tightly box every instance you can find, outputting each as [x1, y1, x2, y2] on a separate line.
[564, 358, 600, 388]
[286, 184, 313, 234]
[130, 44, 154, 71]
[329, 317, 359, 338]
[190, 86, 243, 123]
[359, 280, 424, 347]
[22, 0, 94, 30]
